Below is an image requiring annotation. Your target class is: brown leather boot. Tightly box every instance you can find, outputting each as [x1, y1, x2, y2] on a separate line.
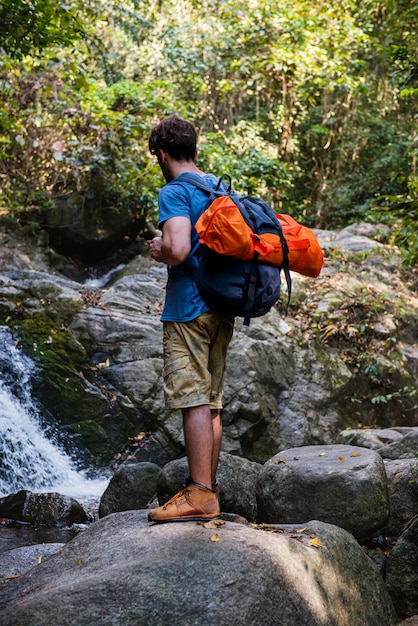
[148, 483, 220, 523]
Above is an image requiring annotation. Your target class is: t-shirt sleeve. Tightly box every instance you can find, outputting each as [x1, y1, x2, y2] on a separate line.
[158, 183, 191, 230]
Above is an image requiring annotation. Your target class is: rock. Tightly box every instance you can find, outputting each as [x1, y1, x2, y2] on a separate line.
[221, 314, 353, 461]
[0, 511, 396, 626]
[337, 427, 407, 450]
[44, 190, 144, 263]
[256, 445, 389, 539]
[399, 342, 418, 386]
[319, 222, 387, 252]
[386, 515, 418, 618]
[99, 462, 160, 517]
[378, 429, 418, 460]
[397, 617, 418, 626]
[383, 459, 418, 536]
[155, 452, 261, 522]
[113, 432, 172, 467]
[0, 544, 64, 579]
[0, 491, 87, 527]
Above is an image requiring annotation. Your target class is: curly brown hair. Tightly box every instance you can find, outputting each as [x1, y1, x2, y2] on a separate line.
[148, 115, 198, 161]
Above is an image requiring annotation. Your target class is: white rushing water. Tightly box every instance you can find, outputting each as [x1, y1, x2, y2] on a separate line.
[0, 327, 109, 501]
[83, 263, 126, 289]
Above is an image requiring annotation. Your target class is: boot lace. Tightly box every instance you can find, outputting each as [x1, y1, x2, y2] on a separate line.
[162, 486, 192, 510]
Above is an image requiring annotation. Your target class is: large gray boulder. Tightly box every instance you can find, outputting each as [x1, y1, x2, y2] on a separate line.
[386, 515, 418, 619]
[0, 511, 396, 626]
[256, 444, 389, 538]
[0, 491, 87, 527]
[383, 459, 418, 536]
[98, 462, 160, 518]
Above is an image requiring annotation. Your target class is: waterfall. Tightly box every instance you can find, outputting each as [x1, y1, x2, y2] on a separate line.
[0, 327, 108, 500]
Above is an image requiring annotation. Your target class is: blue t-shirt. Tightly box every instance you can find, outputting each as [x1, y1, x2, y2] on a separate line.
[157, 172, 219, 322]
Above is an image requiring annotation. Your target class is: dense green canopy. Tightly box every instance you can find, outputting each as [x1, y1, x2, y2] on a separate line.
[0, 0, 417, 262]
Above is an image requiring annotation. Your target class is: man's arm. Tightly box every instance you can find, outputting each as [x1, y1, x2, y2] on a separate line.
[150, 216, 191, 265]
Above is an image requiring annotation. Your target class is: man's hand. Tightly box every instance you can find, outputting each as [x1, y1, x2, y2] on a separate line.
[149, 217, 191, 265]
[150, 236, 163, 262]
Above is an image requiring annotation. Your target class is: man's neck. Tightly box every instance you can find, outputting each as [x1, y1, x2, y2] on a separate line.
[164, 158, 205, 182]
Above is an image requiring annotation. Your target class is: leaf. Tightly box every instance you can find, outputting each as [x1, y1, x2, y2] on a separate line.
[319, 452, 326, 456]
[211, 533, 220, 542]
[203, 519, 225, 529]
[38, 555, 43, 564]
[351, 452, 361, 457]
[2, 573, 20, 583]
[274, 459, 286, 464]
[297, 527, 308, 533]
[338, 456, 345, 461]
[308, 537, 322, 548]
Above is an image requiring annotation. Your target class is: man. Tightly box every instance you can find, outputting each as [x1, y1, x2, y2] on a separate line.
[148, 115, 234, 523]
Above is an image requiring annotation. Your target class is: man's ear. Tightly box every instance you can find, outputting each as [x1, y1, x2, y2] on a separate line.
[158, 149, 168, 163]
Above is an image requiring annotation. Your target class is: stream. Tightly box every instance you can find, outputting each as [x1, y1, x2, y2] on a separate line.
[0, 326, 110, 552]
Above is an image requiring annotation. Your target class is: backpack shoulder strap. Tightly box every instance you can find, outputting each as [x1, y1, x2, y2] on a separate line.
[170, 173, 232, 197]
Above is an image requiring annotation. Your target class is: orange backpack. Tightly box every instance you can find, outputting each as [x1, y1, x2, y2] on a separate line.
[195, 196, 324, 278]
[172, 173, 323, 323]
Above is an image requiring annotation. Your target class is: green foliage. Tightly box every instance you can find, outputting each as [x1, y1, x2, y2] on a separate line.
[0, 57, 158, 221]
[0, 0, 417, 261]
[197, 122, 294, 209]
[372, 176, 418, 267]
[0, 0, 83, 58]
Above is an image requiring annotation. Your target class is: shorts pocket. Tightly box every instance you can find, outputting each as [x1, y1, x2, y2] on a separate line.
[163, 354, 190, 379]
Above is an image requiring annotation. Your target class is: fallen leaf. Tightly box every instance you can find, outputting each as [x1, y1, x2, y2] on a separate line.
[338, 456, 345, 461]
[308, 537, 322, 548]
[253, 523, 285, 533]
[297, 527, 308, 533]
[38, 555, 43, 564]
[202, 519, 225, 529]
[319, 452, 326, 456]
[274, 459, 286, 464]
[351, 452, 361, 457]
[77, 559, 82, 565]
[211, 533, 220, 543]
[2, 574, 20, 583]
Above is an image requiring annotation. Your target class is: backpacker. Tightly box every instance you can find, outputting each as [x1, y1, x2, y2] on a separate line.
[174, 173, 323, 325]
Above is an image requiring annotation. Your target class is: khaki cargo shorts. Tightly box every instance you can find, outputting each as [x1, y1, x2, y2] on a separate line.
[162, 311, 234, 411]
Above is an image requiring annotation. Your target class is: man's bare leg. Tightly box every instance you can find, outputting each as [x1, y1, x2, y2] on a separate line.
[148, 405, 220, 522]
[182, 405, 214, 490]
[211, 409, 222, 485]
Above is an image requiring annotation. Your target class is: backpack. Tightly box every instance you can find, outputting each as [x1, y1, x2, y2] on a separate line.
[174, 174, 323, 325]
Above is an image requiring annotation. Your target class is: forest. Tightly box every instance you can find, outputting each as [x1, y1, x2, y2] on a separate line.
[0, 0, 417, 264]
